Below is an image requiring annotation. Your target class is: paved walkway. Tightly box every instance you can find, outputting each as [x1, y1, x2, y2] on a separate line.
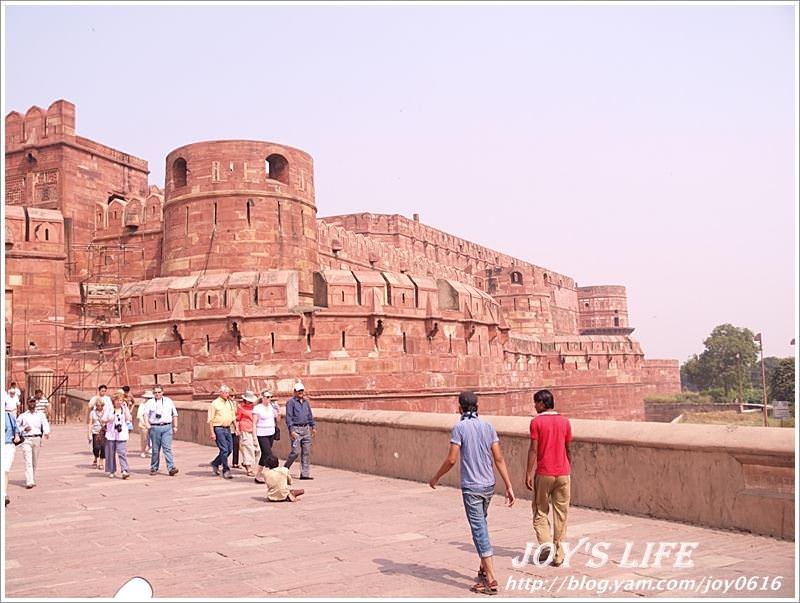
[2, 425, 796, 599]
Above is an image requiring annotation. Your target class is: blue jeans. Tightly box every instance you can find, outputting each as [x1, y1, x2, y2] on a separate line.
[462, 486, 495, 558]
[211, 426, 233, 472]
[149, 424, 175, 472]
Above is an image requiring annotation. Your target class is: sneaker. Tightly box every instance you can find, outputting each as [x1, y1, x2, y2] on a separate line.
[139, 452, 147, 458]
[222, 471, 233, 479]
[169, 468, 179, 476]
[299, 476, 314, 480]
[108, 473, 116, 478]
[537, 545, 554, 565]
[210, 464, 220, 476]
[25, 484, 35, 489]
[254, 477, 265, 484]
[149, 469, 158, 475]
[121, 472, 130, 480]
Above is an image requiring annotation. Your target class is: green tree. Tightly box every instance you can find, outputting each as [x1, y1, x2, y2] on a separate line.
[769, 358, 795, 412]
[680, 324, 758, 399]
[750, 356, 782, 390]
[680, 354, 704, 391]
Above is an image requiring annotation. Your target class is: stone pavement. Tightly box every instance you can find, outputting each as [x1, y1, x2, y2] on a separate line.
[2, 425, 796, 599]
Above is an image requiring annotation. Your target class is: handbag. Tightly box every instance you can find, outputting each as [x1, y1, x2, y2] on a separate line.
[12, 432, 24, 446]
[273, 425, 281, 441]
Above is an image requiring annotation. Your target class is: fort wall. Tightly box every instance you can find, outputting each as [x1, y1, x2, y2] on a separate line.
[4, 100, 681, 418]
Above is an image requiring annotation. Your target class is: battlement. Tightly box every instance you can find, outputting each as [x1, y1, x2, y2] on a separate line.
[317, 221, 476, 286]
[5, 100, 75, 147]
[94, 188, 164, 234]
[322, 212, 576, 290]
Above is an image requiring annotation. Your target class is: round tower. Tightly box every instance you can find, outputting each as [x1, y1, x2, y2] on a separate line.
[161, 140, 318, 304]
[577, 285, 633, 335]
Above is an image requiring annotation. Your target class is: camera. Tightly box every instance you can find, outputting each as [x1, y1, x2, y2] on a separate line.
[155, 413, 162, 419]
[114, 423, 123, 432]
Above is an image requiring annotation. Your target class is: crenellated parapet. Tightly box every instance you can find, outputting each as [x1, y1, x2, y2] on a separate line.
[317, 221, 477, 286]
[94, 187, 164, 235]
[5, 100, 75, 148]
[322, 212, 576, 288]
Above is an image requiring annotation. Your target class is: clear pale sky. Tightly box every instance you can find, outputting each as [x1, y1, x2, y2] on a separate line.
[2, 2, 797, 362]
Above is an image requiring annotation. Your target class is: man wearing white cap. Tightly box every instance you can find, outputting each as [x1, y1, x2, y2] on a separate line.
[284, 382, 316, 480]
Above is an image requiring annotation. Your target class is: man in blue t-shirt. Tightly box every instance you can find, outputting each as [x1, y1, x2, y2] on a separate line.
[429, 391, 515, 595]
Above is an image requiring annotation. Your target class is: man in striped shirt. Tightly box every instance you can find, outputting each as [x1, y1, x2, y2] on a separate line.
[33, 389, 51, 418]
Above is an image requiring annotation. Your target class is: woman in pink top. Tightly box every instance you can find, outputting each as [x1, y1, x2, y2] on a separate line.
[236, 391, 259, 476]
[102, 390, 132, 479]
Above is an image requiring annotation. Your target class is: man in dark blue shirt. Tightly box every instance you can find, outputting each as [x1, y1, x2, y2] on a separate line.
[284, 382, 317, 480]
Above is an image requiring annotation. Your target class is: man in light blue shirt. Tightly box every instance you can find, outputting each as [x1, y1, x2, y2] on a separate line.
[141, 386, 179, 476]
[429, 391, 515, 595]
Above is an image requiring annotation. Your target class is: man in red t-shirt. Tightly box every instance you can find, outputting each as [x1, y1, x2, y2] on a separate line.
[525, 389, 572, 566]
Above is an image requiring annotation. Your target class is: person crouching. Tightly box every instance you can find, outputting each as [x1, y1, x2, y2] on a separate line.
[263, 455, 304, 502]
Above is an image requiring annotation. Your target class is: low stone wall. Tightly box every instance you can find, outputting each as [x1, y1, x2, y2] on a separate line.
[644, 401, 742, 422]
[65, 391, 794, 540]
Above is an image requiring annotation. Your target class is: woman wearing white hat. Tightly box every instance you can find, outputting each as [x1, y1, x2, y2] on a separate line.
[236, 391, 259, 476]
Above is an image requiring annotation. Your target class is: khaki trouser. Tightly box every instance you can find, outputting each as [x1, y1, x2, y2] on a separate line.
[532, 474, 571, 562]
[239, 431, 259, 467]
[22, 436, 43, 486]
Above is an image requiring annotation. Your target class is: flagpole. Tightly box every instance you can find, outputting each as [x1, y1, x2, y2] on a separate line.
[755, 333, 768, 427]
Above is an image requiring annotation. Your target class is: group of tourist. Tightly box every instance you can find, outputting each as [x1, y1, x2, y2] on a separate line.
[81, 380, 312, 503]
[5, 379, 571, 597]
[206, 381, 309, 500]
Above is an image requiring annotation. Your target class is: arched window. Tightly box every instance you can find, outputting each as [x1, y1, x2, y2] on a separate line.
[173, 157, 188, 187]
[265, 153, 289, 184]
[510, 271, 523, 285]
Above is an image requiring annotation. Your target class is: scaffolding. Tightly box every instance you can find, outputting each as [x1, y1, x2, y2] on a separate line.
[8, 242, 149, 388]
[72, 242, 148, 387]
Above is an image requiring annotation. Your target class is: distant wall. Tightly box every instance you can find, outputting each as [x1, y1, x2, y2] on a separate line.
[644, 402, 742, 422]
[64, 393, 793, 539]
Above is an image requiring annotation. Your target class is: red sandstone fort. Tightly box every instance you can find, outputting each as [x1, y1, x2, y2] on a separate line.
[3, 100, 680, 418]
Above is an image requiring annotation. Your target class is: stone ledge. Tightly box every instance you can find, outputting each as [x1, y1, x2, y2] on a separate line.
[64, 392, 795, 539]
